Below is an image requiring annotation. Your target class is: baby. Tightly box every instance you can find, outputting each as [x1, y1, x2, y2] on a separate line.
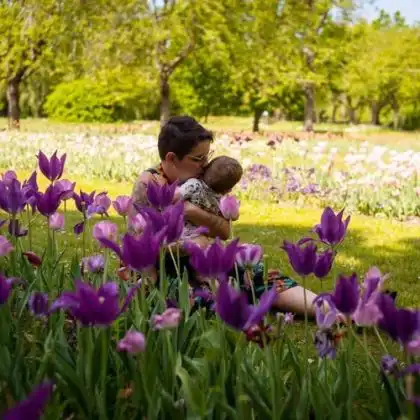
[179, 156, 243, 240]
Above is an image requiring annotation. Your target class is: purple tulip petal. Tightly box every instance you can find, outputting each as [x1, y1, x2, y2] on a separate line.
[3, 380, 54, 420]
[37, 151, 51, 180]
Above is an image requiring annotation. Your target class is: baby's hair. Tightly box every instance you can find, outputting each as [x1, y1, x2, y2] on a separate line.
[203, 156, 243, 194]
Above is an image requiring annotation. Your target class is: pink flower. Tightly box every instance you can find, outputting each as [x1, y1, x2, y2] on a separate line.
[236, 244, 263, 268]
[219, 195, 240, 220]
[117, 330, 146, 353]
[151, 308, 182, 330]
[128, 213, 147, 234]
[49, 212, 65, 230]
[407, 336, 420, 356]
[55, 179, 76, 200]
[112, 196, 133, 217]
[93, 221, 118, 243]
[0, 235, 14, 256]
[283, 312, 294, 324]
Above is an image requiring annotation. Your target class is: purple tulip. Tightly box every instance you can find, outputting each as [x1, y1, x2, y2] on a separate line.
[128, 213, 147, 235]
[73, 221, 85, 235]
[314, 207, 350, 246]
[87, 192, 111, 217]
[215, 280, 277, 331]
[377, 293, 419, 345]
[235, 244, 263, 268]
[2, 170, 17, 186]
[49, 212, 65, 230]
[314, 330, 337, 359]
[352, 271, 384, 326]
[282, 240, 317, 276]
[73, 190, 96, 215]
[0, 178, 27, 215]
[314, 295, 337, 329]
[3, 380, 54, 420]
[28, 292, 49, 317]
[8, 220, 28, 237]
[37, 150, 66, 182]
[55, 179, 75, 200]
[184, 238, 240, 282]
[138, 202, 184, 244]
[0, 235, 14, 256]
[82, 255, 105, 273]
[93, 221, 118, 243]
[381, 355, 399, 375]
[117, 330, 146, 353]
[0, 275, 18, 304]
[50, 280, 139, 326]
[99, 229, 165, 273]
[151, 308, 182, 330]
[146, 181, 178, 209]
[313, 249, 334, 278]
[36, 184, 64, 217]
[22, 171, 39, 213]
[330, 273, 359, 315]
[113, 195, 132, 217]
[219, 195, 240, 220]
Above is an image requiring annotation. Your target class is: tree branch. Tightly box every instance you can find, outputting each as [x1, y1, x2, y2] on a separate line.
[168, 39, 195, 73]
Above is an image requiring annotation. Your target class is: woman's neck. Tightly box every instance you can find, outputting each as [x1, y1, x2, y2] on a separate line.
[160, 162, 177, 183]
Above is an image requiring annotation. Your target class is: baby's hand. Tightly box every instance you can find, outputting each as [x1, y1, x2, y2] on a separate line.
[172, 186, 182, 202]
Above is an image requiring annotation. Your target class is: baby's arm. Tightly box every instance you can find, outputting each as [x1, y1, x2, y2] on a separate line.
[178, 178, 203, 204]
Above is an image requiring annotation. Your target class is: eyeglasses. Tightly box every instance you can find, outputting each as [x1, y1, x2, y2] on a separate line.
[186, 150, 214, 163]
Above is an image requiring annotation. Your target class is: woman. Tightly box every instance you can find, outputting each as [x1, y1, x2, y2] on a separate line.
[131, 116, 318, 316]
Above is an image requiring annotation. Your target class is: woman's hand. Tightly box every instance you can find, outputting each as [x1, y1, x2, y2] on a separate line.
[184, 201, 230, 240]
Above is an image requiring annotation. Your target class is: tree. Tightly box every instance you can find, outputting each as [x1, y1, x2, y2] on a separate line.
[281, 0, 363, 131]
[134, 0, 233, 125]
[0, 0, 97, 129]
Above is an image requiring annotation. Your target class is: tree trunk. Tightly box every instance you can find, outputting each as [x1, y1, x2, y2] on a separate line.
[160, 74, 170, 126]
[370, 102, 381, 126]
[331, 103, 338, 124]
[7, 78, 21, 130]
[348, 107, 356, 124]
[252, 108, 263, 133]
[304, 84, 315, 132]
[391, 98, 399, 130]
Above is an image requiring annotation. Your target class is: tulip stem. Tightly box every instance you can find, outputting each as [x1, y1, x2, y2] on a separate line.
[373, 326, 389, 354]
[26, 207, 32, 250]
[168, 245, 180, 280]
[302, 275, 309, 395]
[102, 249, 109, 284]
[100, 329, 109, 417]
[159, 249, 167, 302]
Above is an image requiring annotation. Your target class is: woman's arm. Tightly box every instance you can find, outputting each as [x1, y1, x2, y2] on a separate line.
[184, 201, 230, 240]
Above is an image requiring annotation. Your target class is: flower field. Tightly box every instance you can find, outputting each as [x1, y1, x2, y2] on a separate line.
[4, 128, 420, 220]
[0, 126, 419, 419]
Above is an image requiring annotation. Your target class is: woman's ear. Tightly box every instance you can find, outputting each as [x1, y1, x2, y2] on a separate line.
[165, 152, 177, 163]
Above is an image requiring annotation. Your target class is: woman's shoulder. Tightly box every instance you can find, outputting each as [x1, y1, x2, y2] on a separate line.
[137, 166, 166, 184]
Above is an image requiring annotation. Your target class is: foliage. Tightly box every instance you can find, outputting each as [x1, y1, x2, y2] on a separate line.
[1, 1, 420, 128]
[44, 71, 157, 123]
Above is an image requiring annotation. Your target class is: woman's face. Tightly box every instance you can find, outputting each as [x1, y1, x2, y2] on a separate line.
[166, 140, 212, 182]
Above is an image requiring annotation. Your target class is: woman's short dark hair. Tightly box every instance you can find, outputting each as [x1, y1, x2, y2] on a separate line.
[158, 116, 214, 160]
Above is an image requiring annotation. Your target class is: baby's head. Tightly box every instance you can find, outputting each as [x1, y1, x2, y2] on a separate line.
[202, 156, 243, 194]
